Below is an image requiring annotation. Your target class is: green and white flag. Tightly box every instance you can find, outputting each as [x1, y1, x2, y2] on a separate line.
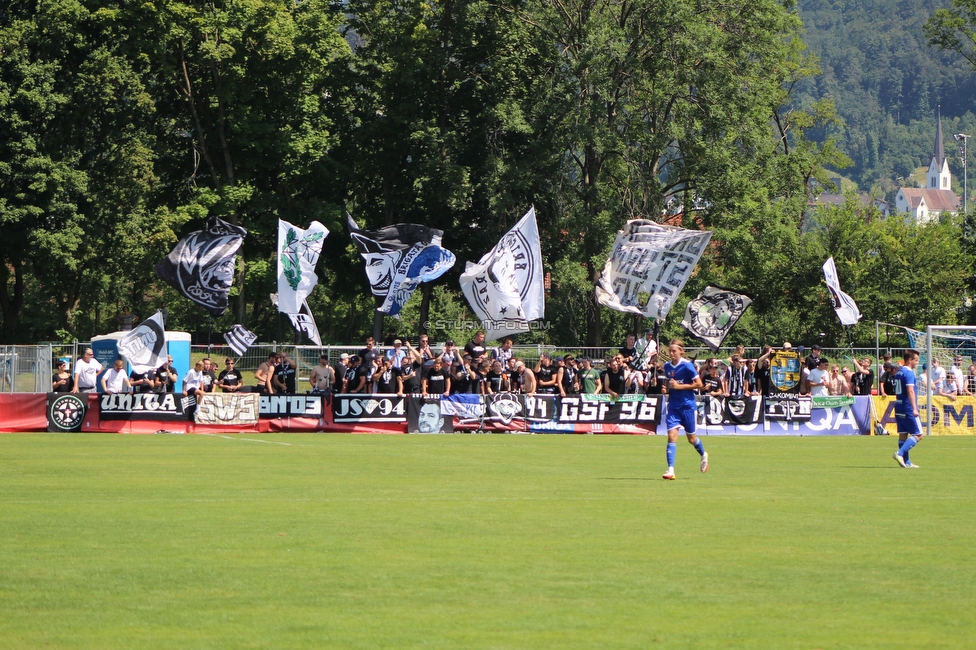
[277, 219, 329, 314]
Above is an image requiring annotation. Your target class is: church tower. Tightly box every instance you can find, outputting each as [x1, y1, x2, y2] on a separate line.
[928, 106, 952, 190]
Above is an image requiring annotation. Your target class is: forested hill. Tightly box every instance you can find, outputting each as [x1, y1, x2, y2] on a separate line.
[797, 0, 976, 196]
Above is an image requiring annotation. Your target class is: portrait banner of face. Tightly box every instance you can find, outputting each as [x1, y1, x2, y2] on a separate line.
[347, 215, 456, 317]
[154, 216, 247, 316]
[407, 397, 453, 433]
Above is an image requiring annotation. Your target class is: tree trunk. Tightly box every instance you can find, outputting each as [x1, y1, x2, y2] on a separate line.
[585, 259, 602, 346]
[419, 283, 433, 336]
[0, 254, 24, 343]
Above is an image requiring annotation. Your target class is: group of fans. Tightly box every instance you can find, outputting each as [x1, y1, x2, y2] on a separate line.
[55, 336, 976, 406]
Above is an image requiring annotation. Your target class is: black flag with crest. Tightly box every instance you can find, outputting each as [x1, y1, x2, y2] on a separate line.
[154, 216, 247, 316]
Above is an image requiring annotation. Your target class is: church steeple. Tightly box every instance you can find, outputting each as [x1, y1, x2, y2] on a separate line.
[929, 105, 952, 190]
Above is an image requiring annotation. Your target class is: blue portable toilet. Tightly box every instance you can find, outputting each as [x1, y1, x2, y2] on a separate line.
[90, 331, 191, 391]
[166, 332, 191, 388]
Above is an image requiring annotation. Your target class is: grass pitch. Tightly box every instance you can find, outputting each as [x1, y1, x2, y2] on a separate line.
[2, 433, 975, 649]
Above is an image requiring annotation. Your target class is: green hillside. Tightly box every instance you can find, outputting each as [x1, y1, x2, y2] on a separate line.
[798, 0, 976, 199]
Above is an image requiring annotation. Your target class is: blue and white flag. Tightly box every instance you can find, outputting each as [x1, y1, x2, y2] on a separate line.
[348, 216, 456, 316]
[459, 207, 545, 328]
[823, 257, 861, 326]
[277, 219, 329, 315]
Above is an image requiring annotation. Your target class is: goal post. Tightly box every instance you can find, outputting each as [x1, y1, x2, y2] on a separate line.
[924, 325, 976, 436]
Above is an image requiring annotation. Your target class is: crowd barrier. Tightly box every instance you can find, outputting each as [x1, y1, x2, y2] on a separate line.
[5, 393, 974, 435]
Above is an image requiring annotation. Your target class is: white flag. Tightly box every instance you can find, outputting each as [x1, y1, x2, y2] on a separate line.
[277, 219, 329, 314]
[822, 257, 861, 326]
[595, 220, 711, 320]
[117, 311, 167, 373]
[459, 207, 545, 328]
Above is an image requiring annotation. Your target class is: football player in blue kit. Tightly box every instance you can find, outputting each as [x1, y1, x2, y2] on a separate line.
[662, 339, 708, 480]
[892, 348, 922, 469]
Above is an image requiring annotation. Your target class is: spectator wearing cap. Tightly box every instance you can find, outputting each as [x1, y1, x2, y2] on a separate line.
[879, 360, 896, 397]
[440, 340, 457, 367]
[578, 358, 601, 394]
[386, 339, 407, 367]
[556, 355, 578, 396]
[534, 354, 557, 393]
[335, 353, 351, 380]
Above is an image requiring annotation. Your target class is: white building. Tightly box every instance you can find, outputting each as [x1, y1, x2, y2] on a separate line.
[895, 107, 960, 223]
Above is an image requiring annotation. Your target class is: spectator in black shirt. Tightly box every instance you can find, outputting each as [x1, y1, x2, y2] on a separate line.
[485, 359, 508, 394]
[619, 334, 638, 368]
[423, 358, 452, 397]
[218, 358, 243, 392]
[464, 330, 488, 362]
[600, 356, 626, 398]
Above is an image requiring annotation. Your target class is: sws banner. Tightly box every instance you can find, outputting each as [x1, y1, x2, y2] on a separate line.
[195, 393, 259, 426]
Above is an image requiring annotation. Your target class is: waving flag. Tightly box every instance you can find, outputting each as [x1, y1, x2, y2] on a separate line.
[681, 286, 753, 351]
[459, 207, 545, 326]
[348, 216, 456, 316]
[117, 311, 167, 373]
[277, 219, 329, 315]
[223, 324, 258, 357]
[823, 257, 861, 326]
[154, 216, 246, 316]
[595, 220, 711, 321]
[271, 293, 322, 346]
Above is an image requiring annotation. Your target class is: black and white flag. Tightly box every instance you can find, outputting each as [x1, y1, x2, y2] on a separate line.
[822, 257, 861, 326]
[271, 293, 322, 346]
[348, 216, 456, 316]
[117, 311, 167, 373]
[595, 220, 711, 320]
[224, 324, 258, 357]
[459, 207, 545, 328]
[681, 286, 753, 351]
[154, 216, 247, 317]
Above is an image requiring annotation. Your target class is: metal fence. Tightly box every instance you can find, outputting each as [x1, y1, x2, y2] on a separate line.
[0, 341, 919, 393]
[0, 345, 53, 393]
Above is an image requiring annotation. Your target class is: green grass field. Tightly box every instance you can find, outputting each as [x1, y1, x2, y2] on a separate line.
[2, 434, 975, 649]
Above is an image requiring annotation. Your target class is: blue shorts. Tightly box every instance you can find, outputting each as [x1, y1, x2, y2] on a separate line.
[666, 406, 697, 434]
[895, 411, 922, 436]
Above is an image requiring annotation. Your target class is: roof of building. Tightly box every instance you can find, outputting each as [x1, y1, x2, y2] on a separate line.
[899, 187, 960, 212]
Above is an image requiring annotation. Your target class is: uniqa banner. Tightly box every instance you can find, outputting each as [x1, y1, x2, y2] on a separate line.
[99, 392, 190, 421]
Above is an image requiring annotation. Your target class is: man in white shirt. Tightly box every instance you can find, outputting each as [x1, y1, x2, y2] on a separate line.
[72, 348, 103, 393]
[634, 328, 658, 370]
[183, 361, 205, 397]
[100, 359, 131, 394]
[930, 358, 947, 394]
[807, 358, 830, 397]
[950, 355, 970, 396]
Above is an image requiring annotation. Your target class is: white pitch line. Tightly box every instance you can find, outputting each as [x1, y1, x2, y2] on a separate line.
[198, 433, 291, 446]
